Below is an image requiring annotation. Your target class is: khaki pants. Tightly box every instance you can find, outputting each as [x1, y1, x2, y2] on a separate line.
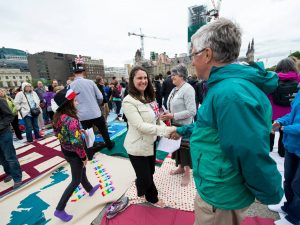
[194, 194, 248, 225]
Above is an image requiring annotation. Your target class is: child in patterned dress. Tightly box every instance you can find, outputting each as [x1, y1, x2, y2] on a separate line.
[52, 88, 100, 222]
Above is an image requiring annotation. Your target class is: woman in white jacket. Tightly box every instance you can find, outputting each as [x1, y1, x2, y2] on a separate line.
[14, 82, 42, 142]
[122, 66, 175, 208]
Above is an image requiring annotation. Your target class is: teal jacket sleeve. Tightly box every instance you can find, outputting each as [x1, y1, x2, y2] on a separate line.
[176, 123, 195, 138]
[216, 97, 283, 205]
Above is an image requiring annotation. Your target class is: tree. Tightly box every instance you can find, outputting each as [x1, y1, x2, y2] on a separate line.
[266, 65, 276, 71]
[289, 51, 300, 59]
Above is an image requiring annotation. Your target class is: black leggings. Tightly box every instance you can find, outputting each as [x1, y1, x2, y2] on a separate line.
[128, 145, 158, 203]
[81, 116, 113, 147]
[56, 154, 93, 210]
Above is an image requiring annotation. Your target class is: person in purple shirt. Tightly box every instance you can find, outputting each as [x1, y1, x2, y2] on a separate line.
[269, 58, 300, 157]
[43, 85, 56, 122]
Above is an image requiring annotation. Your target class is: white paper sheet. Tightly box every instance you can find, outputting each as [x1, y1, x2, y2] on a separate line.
[84, 128, 95, 148]
[157, 137, 182, 153]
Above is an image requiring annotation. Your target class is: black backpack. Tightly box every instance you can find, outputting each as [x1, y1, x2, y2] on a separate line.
[272, 80, 299, 106]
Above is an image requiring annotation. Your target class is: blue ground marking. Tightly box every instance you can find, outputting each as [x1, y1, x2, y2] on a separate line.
[95, 122, 127, 142]
[8, 167, 69, 225]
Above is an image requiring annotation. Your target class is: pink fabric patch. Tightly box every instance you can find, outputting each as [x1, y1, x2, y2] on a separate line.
[100, 204, 275, 225]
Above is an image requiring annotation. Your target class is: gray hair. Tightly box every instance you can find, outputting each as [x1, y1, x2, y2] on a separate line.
[191, 18, 242, 63]
[171, 63, 188, 80]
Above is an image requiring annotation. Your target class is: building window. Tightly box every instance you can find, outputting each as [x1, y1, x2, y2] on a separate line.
[20, 76, 22, 79]
[6, 76, 9, 79]
[13, 76, 16, 79]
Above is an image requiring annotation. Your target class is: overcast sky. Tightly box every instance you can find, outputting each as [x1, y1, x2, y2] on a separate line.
[0, 0, 299, 68]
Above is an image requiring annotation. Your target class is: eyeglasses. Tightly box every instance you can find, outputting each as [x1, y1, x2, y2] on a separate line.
[189, 48, 206, 60]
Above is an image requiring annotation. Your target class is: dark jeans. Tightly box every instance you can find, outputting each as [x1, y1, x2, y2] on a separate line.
[42, 107, 49, 122]
[24, 115, 41, 142]
[282, 151, 300, 224]
[156, 97, 162, 109]
[81, 116, 113, 148]
[0, 130, 22, 183]
[11, 115, 22, 139]
[270, 120, 285, 157]
[47, 111, 54, 121]
[128, 145, 158, 203]
[56, 154, 93, 210]
[114, 101, 122, 115]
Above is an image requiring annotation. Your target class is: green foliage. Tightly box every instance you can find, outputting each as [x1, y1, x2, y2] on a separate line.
[266, 65, 276, 71]
[29, 78, 50, 88]
[289, 51, 300, 59]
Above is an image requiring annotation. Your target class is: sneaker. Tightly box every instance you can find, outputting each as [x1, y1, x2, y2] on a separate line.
[275, 217, 293, 225]
[54, 210, 73, 222]
[13, 181, 22, 189]
[106, 197, 129, 219]
[268, 204, 286, 215]
[107, 141, 115, 150]
[4, 175, 12, 183]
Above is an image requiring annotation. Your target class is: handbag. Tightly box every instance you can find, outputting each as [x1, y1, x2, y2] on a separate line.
[23, 92, 41, 117]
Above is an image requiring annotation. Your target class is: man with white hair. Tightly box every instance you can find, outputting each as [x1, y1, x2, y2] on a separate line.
[170, 18, 283, 225]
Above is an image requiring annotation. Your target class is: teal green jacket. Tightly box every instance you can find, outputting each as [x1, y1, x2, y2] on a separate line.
[177, 63, 283, 210]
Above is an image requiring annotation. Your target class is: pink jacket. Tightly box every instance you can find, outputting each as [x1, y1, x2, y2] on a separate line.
[268, 71, 300, 120]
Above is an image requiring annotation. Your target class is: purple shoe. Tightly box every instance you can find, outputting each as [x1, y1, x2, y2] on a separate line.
[89, 184, 100, 196]
[54, 210, 73, 222]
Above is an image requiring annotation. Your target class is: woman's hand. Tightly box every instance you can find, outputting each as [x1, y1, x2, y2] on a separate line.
[80, 129, 87, 136]
[160, 112, 174, 121]
[170, 127, 181, 140]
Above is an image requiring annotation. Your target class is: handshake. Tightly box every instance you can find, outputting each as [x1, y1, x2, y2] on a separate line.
[169, 126, 181, 140]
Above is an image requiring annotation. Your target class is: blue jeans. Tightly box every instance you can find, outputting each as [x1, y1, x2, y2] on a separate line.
[0, 131, 22, 183]
[24, 115, 41, 142]
[282, 151, 300, 224]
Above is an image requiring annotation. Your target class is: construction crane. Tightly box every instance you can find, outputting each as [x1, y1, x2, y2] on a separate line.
[206, 0, 222, 21]
[128, 28, 169, 60]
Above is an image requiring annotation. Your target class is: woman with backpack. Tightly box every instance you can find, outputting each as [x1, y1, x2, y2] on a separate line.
[269, 58, 300, 157]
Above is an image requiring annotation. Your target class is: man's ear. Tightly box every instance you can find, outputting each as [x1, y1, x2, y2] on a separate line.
[205, 48, 213, 64]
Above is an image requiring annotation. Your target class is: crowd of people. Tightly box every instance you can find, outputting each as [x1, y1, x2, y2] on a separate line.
[0, 18, 300, 225]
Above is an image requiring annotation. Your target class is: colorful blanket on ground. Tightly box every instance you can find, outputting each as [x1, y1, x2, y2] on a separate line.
[0, 153, 135, 225]
[99, 204, 275, 225]
[0, 136, 65, 197]
[126, 158, 197, 211]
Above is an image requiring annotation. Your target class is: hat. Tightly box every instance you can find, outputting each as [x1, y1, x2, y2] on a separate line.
[53, 88, 77, 112]
[72, 55, 85, 73]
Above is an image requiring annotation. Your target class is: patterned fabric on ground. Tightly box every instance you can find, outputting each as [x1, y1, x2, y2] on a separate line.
[0, 136, 65, 197]
[126, 158, 197, 211]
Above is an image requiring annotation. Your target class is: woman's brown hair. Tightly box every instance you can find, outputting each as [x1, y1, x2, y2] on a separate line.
[128, 66, 155, 103]
[53, 99, 77, 128]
